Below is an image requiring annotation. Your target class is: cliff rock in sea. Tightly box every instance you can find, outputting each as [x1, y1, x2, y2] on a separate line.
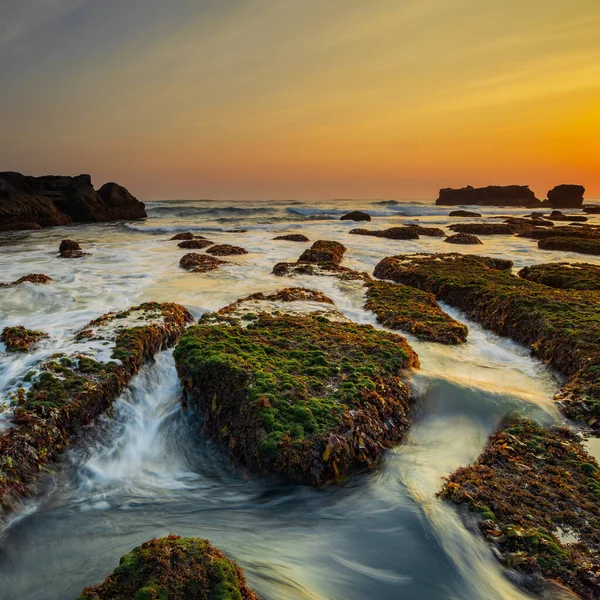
[0, 171, 146, 231]
[436, 185, 541, 207]
[546, 184, 585, 209]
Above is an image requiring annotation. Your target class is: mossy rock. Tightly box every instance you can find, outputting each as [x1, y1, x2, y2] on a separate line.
[1, 326, 48, 352]
[518, 262, 600, 291]
[273, 233, 309, 242]
[78, 535, 260, 600]
[519, 225, 600, 240]
[175, 295, 419, 484]
[538, 236, 600, 256]
[372, 253, 600, 428]
[448, 223, 515, 235]
[297, 240, 346, 266]
[0, 273, 52, 287]
[349, 227, 419, 240]
[440, 418, 600, 599]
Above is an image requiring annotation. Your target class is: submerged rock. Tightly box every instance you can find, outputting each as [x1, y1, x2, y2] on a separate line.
[273, 233, 310, 242]
[519, 225, 600, 241]
[298, 240, 346, 266]
[170, 232, 195, 240]
[1, 326, 48, 352]
[583, 205, 600, 214]
[518, 262, 600, 291]
[441, 418, 600, 600]
[404, 225, 445, 237]
[448, 223, 515, 235]
[449, 210, 482, 217]
[547, 210, 588, 223]
[444, 233, 482, 245]
[547, 184, 585, 209]
[371, 253, 600, 428]
[340, 210, 371, 222]
[58, 239, 85, 258]
[436, 185, 540, 207]
[0, 273, 52, 287]
[177, 238, 214, 249]
[538, 236, 600, 256]
[174, 289, 419, 484]
[77, 534, 260, 600]
[206, 244, 249, 256]
[349, 227, 419, 240]
[272, 261, 364, 280]
[179, 253, 227, 273]
[0, 302, 192, 511]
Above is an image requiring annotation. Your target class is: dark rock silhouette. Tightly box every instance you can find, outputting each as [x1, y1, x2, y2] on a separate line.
[547, 184, 585, 209]
[58, 239, 85, 258]
[449, 210, 482, 218]
[340, 210, 371, 221]
[583, 205, 600, 214]
[444, 233, 482, 244]
[0, 171, 146, 231]
[436, 185, 540, 207]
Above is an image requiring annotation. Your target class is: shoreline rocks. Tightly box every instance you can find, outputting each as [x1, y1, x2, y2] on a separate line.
[77, 535, 260, 600]
[206, 244, 249, 256]
[436, 185, 541, 207]
[547, 210, 588, 223]
[340, 210, 371, 221]
[444, 233, 482, 245]
[518, 263, 600, 290]
[0, 274, 52, 287]
[1, 326, 48, 352]
[538, 236, 600, 256]
[298, 240, 346, 266]
[349, 227, 419, 240]
[0, 171, 146, 231]
[179, 253, 227, 273]
[448, 223, 515, 235]
[177, 238, 214, 249]
[547, 184, 585, 209]
[273, 233, 310, 242]
[58, 239, 85, 258]
[449, 210, 482, 218]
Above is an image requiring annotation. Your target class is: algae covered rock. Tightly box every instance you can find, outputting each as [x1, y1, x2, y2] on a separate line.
[1, 326, 48, 352]
[179, 253, 227, 273]
[449, 210, 482, 218]
[206, 244, 249, 256]
[441, 418, 600, 600]
[444, 233, 482, 245]
[78, 534, 260, 600]
[349, 227, 419, 240]
[547, 210, 588, 222]
[177, 238, 214, 249]
[519, 225, 600, 241]
[448, 223, 515, 235]
[273, 233, 310, 242]
[0, 302, 192, 510]
[58, 239, 85, 258]
[518, 262, 600, 291]
[298, 240, 346, 266]
[404, 225, 445, 237]
[170, 231, 195, 240]
[364, 280, 467, 344]
[0, 273, 52, 287]
[174, 289, 419, 484]
[538, 236, 600, 256]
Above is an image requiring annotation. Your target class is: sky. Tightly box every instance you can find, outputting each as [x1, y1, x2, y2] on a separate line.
[0, 0, 599, 200]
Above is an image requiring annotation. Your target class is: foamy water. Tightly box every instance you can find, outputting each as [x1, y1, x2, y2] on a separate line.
[0, 198, 598, 599]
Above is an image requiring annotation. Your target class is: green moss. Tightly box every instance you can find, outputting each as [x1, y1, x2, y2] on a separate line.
[518, 262, 600, 291]
[538, 236, 600, 256]
[1, 326, 48, 352]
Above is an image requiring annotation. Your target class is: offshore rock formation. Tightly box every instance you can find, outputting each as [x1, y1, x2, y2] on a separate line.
[0, 171, 146, 231]
[174, 288, 419, 485]
[78, 535, 260, 600]
[546, 184, 585, 209]
[58, 239, 85, 258]
[436, 185, 541, 207]
[0, 302, 192, 513]
[340, 210, 371, 221]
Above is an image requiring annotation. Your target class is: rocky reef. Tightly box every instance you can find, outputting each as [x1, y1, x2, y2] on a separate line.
[547, 184, 585, 209]
[436, 185, 540, 207]
[349, 227, 419, 240]
[174, 289, 419, 484]
[273, 233, 310, 242]
[78, 534, 260, 600]
[178, 238, 214, 249]
[444, 233, 482, 245]
[372, 253, 600, 427]
[538, 236, 600, 256]
[448, 223, 515, 235]
[0, 302, 192, 512]
[518, 263, 600, 291]
[519, 225, 600, 241]
[1, 326, 48, 352]
[0, 171, 146, 231]
[547, 210, 588, 222]
[441, 418, 600, 599]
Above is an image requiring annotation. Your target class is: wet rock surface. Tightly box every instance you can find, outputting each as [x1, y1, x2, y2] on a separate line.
[297, 240, 346, 266]
[547, 210, 588, 223]
[518, 262, 600, 291]
[179, 253, 227, 273]
[448, 223, 515, 235]
[0, 273, 52, 287]
[206, 244, 249, 256]
[449, 210, 482, 217]
[77, 534, 260, 600]
[1, 326, 48, 352]
[349, 227, 420, 240]
[444, 233, 482, 245]
[538, 236, 600, 256]
[340, 210, 371, 221]
[273, 233, 310, 242]
[177, 238, 214, 249]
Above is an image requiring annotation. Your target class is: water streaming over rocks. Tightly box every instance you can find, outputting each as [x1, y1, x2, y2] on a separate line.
[1, 198, 599, 599]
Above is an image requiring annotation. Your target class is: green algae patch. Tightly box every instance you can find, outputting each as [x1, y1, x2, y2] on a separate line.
[441, 418, 600, 599]
[0, 302, 192, 513]
[175, 307, 418, 485]
[518, 262, 600, 291]
[373, 253, 600, 428]
[538, 236, 600, 256]
[364, 280, 467, 345]
[1, 326, 48, 352]
[78, 534, 260, 600]
[519, 225, 600, 240]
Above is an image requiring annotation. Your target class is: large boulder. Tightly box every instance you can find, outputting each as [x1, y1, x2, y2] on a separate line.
[0, 171, 146, 231]
[436, 185, 541, 207]
[547, 184, 585, 209]
[340, 210, 371, 222]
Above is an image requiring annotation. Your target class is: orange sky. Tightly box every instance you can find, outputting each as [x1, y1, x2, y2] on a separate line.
[0, 0, 599, 200]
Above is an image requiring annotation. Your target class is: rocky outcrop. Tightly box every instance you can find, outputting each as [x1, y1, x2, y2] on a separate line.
[449, 210, 482, 217]
[436, 185, 540, 207]
[58, 239, 85, 258]
[349, 227, 419, 240]
[177, 238, 214, 249]
[298, 240, 346, 266]
[273, 233, 310, 242]
[547, 184, 585, 209]
[174, 289, 419, 484]
[170, 232, 195, 240]
[1, 326, 48, 352]
[340, 210, 371, 222]
[206, 244, 248, 256]
[404, 225, 445, 237]
[546, 210, 588, 223]
[444, 233, 482, 245]
[538, 237, 600, 256]
[519, 225, 600, 241]
[583, 205, 600, 214]
[518, 262, 600, 291]
[0, 302, 192, 512]
[448, 223, 515, 235]
[0, 171, 146, 231]
[179, 253, 227, 273]
[77, 535, 260, 600]
[0, 273, 52, 287]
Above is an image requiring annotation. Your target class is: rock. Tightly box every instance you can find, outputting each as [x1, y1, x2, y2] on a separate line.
[77, 535, 260, 600]
[546, 210, 588, 223]
[206, 244, 248, 256]
[449, 210, 482, 217]
[0, 302, 192, 511]
[448, 223, 515, 235]
[440, 418, 600, 600]
[519, 225, 600, 241]
[170, 232, 194, 240]
[1, 326, 48, 352]
[504, 216, 554, 228]
[340, 210, 371, 222]
[179, 253, 226, 273]
[174, 290, 419, 484]
[273, 233, 310, 242]
[58, 238, 85, 258]
[177, 238, 213, 249]
[371, 252, 600, 429]
[0, 171, 146, 231]
[0, 222, 43, 231]
[298, 240, 346, 266]
[365, 279, 467, 344]
[583, 205, 600, 214]
[404, 225, 445, 237]
[272, 261, 363, 279]
[518, 262, 600, 290]
[444, 233, 482, 245]
[0, 273, 52, 287]
[547, 184, 585, 208]
[538, 236, 600, 256]
[436, 185, 541, 207]
[349, 227, 419, 240]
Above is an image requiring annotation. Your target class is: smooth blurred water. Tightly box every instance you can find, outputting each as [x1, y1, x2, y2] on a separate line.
[0, 199, 597, 599]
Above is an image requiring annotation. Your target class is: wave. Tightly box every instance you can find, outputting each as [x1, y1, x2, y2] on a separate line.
[146, 205, 277, 218]
[123, 223, 293, 234]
